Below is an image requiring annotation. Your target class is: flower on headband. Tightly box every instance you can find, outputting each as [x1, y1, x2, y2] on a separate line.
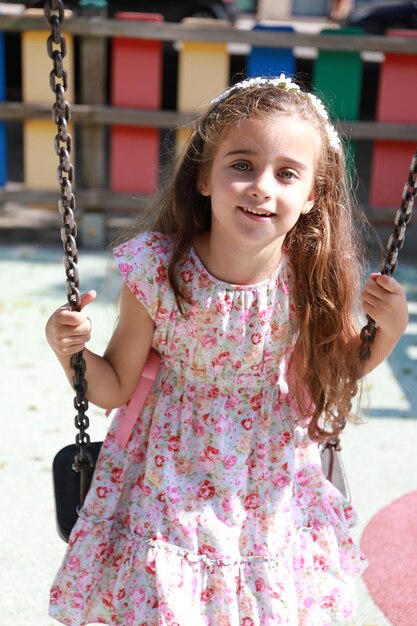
[211, 74, 341, 152]
[211, 73, 300, 104]
[306, 93, 329, 120]
[306, 93, 341, 151]
[325, 123, 342, 152]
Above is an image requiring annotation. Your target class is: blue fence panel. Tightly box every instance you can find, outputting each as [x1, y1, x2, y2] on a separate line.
[247, 25, 296, 78]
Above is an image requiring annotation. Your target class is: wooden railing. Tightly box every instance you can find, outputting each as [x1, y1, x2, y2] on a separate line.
[0, 12, 416, 231]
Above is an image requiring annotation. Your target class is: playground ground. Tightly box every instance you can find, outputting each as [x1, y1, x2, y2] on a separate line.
[0, 213, 416, 625]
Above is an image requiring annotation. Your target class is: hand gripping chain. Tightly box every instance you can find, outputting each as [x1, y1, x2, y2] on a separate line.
[359, 151, 417, 362]
[44, 0, 94, 503]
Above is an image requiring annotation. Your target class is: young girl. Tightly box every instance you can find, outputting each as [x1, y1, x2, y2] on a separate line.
[46, 74, 408, 626]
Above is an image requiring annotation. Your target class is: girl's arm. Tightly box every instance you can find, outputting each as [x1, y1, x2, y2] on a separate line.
[45, 283, 155, 410]
[361, 273, 409, 375]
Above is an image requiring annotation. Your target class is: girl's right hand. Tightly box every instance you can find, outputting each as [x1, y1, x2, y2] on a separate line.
[45, 290, 97, 356]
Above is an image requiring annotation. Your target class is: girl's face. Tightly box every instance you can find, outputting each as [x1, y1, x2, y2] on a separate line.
[201, 115, 319, 254]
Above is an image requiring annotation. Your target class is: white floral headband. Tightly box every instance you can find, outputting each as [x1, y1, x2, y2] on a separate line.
[211, 74, 341, 152]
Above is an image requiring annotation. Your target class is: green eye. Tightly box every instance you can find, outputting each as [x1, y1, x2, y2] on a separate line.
[233, 162, 251, 172]
[280, 170, 295, 179]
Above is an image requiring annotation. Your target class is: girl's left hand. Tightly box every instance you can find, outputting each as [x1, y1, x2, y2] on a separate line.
[362, 273, 409, 340]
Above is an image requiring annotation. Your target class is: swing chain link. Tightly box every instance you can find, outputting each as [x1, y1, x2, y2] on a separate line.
[359, 151, 417, 363]
[44, 0, 94, 483]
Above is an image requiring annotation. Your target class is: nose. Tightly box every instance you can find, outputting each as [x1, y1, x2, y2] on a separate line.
[249, 169, 274, 200]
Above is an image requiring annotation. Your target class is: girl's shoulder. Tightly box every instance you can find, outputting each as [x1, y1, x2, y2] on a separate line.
[113, 231, 174, 265]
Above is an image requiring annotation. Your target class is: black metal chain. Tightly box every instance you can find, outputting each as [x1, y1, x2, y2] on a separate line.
[44, 0, 94, 502]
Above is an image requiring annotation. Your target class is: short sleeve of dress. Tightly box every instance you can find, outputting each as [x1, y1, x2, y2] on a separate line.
[113, 231, 172, 321]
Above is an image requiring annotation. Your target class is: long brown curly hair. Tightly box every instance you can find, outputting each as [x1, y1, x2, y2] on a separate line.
[122, 82, 368, 441]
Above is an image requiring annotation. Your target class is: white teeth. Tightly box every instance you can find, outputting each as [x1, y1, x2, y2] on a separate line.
[241, 206, 272, 217]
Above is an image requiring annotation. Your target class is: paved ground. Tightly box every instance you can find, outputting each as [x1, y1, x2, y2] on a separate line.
[0, 233, 416, 626]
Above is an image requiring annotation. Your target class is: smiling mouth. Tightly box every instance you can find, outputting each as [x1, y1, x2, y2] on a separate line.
[240, 206, 274, 217]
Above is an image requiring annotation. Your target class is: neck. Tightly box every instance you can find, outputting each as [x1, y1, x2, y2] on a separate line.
[194, 232, 284, 285]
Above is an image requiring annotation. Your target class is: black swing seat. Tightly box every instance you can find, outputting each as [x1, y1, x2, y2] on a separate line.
[53, 442, 102, 542]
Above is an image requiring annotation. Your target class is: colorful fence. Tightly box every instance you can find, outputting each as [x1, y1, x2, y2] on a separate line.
[0, 11, 417, 239]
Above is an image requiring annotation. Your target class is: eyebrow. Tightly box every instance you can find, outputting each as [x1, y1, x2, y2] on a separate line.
[224, 150, 308, 171]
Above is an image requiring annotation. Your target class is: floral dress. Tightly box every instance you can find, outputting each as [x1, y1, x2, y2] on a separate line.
[49, 231, 367, 626]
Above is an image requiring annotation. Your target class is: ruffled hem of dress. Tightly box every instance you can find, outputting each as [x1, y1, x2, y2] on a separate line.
[49, 514, 367, 626]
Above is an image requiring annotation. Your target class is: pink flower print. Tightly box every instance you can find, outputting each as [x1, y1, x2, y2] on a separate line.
[197, 480, 216, 500]
[255, 577, 266, 592]
[156, 306, 170, 321]
[344, 505, 355, 521]
[198, 543, 217, 558]
[155, 263, 167, 283]
[313, 554, 327, 571]
[162, 382, 174, 396]
[67, 555, 81, 571]
[151, 424, 163, 441]
[132, 586, 146, 605]
[279, 431, 291, 447]
[221, 497, 234, 513]
[114, 245, 126, 257]
[116, 588, 126, 601]
[279, 278, 289, 296]
[223, 454, 237, 469]
[320, 595, 336, 609]
[50, 586, 62, 604]
[198, 271, 213, 289]
[192, 419, 205, 436]
[101, 591, 114, 609]
[124, 610, 137, 626]
[167, 486, 181, 504]
[200, 445, 220, 463]
[296, 469, 310, 487]
[271, 472, 290, 488]
[250, 392, 263, 410]
[241, 618, 255, 626]
[200, 333, 217, 348]
[155, 455, 166, 467]
[212, 351, 230, 367]
[240, 309, 252, 323]
[212, 414, 232, 434]
[145, 557, 157, 576]
[164, 404, 178, 420]
[135, 474, 151, 496]
[251, 332, 262, 345]
[167, 435, 181, 452]
[96, 485, 109, 499]
[110, 467, 124, 483]
[118, 262, 133, 275]
[225, 394, 239, 409]
[248, 459, 269, 481]
[71, 592, 85, 610]
[259, 308, 272, 325]
[180, 269, 193, 283]
[95, 541, 108, 558]
[243, 492, 261, 511]
[216, 296, 233, 314]
[241, 417, 254, 431]
[208, 385, 220, 399]
[175, 455, 192, 475]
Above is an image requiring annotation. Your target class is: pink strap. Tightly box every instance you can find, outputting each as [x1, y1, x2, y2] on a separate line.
[113, 350, 160, 448]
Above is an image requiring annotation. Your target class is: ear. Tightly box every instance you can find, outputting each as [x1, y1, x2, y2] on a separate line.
[301, 193, 315, 215]
[200, 181, 210, 196]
